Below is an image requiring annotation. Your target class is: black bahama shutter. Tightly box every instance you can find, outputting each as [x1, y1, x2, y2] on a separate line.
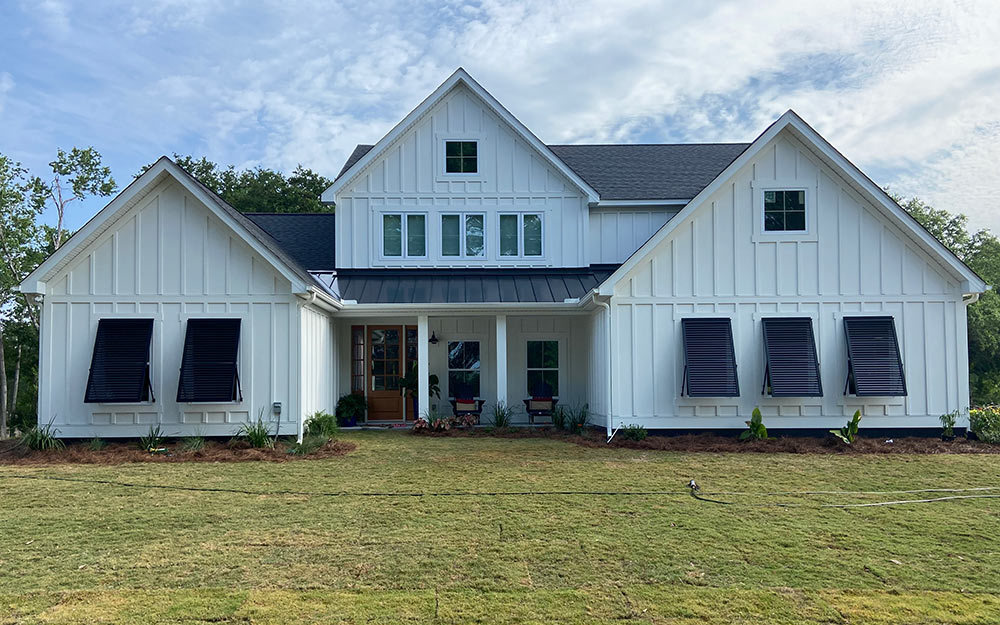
[176, 318, 243, 403]
[843, 316, 906, 396]
[84, 319, 155, 403]
[761, 317, 823, 397]
[681, 318, 739, 397]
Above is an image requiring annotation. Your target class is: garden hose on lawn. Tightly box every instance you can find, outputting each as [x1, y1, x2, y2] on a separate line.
[1, 473, 998, 508]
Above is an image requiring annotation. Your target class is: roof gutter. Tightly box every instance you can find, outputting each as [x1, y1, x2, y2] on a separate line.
[297, 286, 342, 312]
[595, 199, 688, 208]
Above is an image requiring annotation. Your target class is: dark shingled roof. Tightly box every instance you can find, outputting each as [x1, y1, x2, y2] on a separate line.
[334, 142, 749, 200]
[548, 143, 749, 200]
[310, 265, 619, 304]
[245, 213, 337, 271]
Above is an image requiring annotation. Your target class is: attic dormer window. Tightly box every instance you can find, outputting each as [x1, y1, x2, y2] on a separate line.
[445, 141, 477, 173]
[763, 190, 806, 232]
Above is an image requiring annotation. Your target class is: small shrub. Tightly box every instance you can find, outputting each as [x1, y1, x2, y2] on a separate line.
[181, 436, 206, 452]
[739, 407, 768, 441]
[453, 413, 478, 429]
[86, 437, 106, 451]
[335, 393, 367, 426]
[566, 404, 589, 435]
[139, 425, 166, 452]
[620, 424, 647, 441]
[939, 409, 958, 439]
[411, 409, 454, 433]
[23, 420, 64, 451]
[237, 413, 274, 449]
[551, 406, 568, 431]
[287, 434, 328, 456]
[304, 411, 339, 438]
[830, 410, 862, 445]
[490, 401, 514, 430]
[970, 406, 1000, 443]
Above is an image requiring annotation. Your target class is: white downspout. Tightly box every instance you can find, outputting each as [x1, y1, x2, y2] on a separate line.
[595, 295, 613, 440]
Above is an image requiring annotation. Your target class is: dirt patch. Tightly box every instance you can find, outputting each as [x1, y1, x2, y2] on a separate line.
[414, 426, 1000, 454]
[0, 438, 356, 465]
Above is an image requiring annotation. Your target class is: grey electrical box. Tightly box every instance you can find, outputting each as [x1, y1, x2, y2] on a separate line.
[272, 402, 282, 416]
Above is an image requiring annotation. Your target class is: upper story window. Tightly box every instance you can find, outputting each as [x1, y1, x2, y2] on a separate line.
[442, 213, 485, 258]
[763, 190, 806, 232]
[499, 213, 543, 257]
[383, 213, 426, 258]
[445, 141, 478, 174]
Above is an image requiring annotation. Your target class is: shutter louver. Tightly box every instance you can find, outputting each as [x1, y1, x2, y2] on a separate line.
[843, 316, 906, 397]
[762, 317, 823, 397]
[176, 319, 243, 403]
[681, 318, 740, 397]
[84, 319, 154, 403]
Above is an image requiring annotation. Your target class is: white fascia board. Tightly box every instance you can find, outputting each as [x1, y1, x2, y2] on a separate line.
[780, 116, 987, 293]
[19, 157, 311, 296]
[597, 110, 988, 296]
[336, 301, 591, 316]
[160, 160, 310, 293]
[321, 68, 600, 204]
[18, 157, 174, 295]
[595, 199, 689, 208]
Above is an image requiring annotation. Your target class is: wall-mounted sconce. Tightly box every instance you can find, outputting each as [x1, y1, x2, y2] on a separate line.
[429, 331, 439, 345]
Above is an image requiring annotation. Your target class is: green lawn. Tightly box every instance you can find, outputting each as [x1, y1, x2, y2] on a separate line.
[1, 431, 999, 624]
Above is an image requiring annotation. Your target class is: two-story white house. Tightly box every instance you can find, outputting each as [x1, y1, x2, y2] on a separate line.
[19, 68, 987, 438]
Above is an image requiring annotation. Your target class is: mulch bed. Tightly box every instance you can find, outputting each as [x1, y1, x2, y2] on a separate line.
[0, 438, 356, 465]
[415, 427, 1000, 454]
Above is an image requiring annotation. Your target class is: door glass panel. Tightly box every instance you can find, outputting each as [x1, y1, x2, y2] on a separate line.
[371, 328, 401, 391]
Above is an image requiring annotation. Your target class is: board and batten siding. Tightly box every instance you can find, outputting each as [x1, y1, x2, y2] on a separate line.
[39, 178, 303, 437]
[335, 84, 589, 269]
[608, 129, 971, 429]
[300, 305, 336, 419]
[588, 208, 678, 265]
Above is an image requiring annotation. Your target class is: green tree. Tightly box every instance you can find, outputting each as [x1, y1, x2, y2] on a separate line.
[0, 155, 46, 437]
[31, 147, 116, 250]
[140, 155, 333, 214]
[895, 194, 1000, 405]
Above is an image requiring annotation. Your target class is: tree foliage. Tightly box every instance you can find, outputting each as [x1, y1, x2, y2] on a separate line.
[140, 155, 333, 214]
[895, 194, 1000, 405]
[30, 147, 116, 250]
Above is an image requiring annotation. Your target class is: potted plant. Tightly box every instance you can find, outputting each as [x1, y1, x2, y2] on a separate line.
[940, 410, 958, 442]
[398, 363, 440, 417]
[335, 393, 368, 427]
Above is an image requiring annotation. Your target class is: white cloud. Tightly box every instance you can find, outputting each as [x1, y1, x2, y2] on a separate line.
[4, 0, 1000, 233]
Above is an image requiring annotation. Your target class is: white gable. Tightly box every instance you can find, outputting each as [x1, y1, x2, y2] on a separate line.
[331, 77, 593, 268]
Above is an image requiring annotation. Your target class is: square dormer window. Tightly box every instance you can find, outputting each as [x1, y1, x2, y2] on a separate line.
[445, 141, 477, 174]
[763, 190, 806, 232]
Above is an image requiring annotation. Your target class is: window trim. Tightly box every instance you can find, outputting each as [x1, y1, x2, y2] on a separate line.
[525, 339, 560, 398]
[437, 136, 485, 180]
[379, 211, 428, 260]
[441, 212, 487, 259]
[446, 339, 482, 399]
[497, 211, 545, 259]
[751, 180, 816, 242]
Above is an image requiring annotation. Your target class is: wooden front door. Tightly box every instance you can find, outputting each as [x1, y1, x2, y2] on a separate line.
[367, 326, 404, 421]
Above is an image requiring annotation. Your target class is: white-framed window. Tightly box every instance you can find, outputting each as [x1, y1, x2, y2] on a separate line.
[444, 140, 478, 174]
[498, 212, 543, 257]
[526, 340, 559, 397]
[382, 213, 427, 258]
[441, 213, 486, 258]
[447, 340, 481, 398]
[763, 189, 806, 232]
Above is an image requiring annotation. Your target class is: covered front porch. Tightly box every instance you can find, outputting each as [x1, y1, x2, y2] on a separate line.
[335, 312, 604, 426]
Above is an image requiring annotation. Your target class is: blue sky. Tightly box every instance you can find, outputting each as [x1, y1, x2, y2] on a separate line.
[2, 0, 999, 233]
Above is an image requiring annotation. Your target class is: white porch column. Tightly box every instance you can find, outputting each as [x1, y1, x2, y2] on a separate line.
[417, 315, 430, 419]
[496, 314, 507, 409]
